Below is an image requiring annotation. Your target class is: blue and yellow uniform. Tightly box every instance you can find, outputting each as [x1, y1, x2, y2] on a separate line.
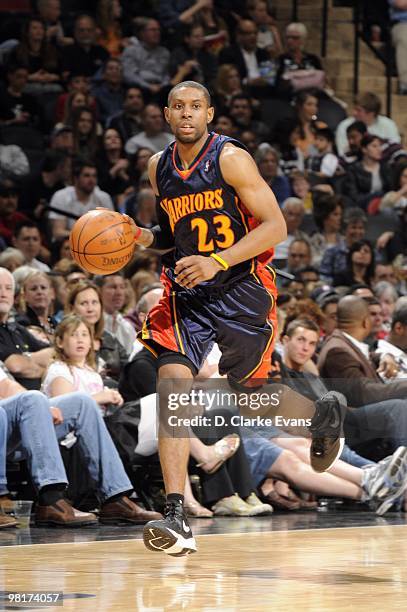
[139, 132, 278, 384]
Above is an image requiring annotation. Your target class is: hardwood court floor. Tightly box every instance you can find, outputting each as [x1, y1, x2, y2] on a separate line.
[1, 512, 407, 611]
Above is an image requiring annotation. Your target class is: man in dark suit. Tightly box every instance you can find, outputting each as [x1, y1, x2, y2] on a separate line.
[219, 19, 272, 93]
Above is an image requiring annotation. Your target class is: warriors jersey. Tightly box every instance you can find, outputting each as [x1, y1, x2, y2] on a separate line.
[155, 132, 274, 288]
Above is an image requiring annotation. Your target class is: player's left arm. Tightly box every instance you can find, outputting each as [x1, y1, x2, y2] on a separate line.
[175, 146, 287, 288]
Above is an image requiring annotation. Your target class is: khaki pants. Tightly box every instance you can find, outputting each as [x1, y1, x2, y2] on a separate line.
[392, 22, 407, 87]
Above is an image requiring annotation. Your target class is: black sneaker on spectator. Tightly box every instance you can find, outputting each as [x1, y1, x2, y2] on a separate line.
[362, 446, 407, 502]
[309, 392, 347, 473]
[143, 500, 197, 557]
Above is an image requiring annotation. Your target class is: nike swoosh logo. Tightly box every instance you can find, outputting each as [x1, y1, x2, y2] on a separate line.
[182, 521, 191, 533]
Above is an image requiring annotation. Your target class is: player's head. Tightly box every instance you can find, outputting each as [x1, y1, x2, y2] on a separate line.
[165, 81, 214, 144]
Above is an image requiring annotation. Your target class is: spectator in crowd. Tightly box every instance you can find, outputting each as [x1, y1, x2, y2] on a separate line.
[335, 92, 401, 156]
[54, 91, 91, 128]
[0, 64, 38, 126]
[197, 0, 229, 54]
[8, 17, 61, 95]
[273, 197, 307, 264]
[19, 149, 70, 222]
[96, 0, 126, 57]
[389, 0, 407, 94]
[342, 134, 390, 209]
[65, 280, 128, 384]
[70, 106, 100, 161]
[91, 58, 125, 125]
[364, 296, 386, 346]
[228, 94, 269, 141]
[254, 144, 291, 205]
[285, 238, 312, 275]
[320, 207, 367, 283]
[310, 194, 343, 267]
[375, 281, 399, 331]
[240, 129, 260, 157]
[158, 0, 213, 32]
[213, 64, 243, 111]
[48, 159, 114, 240]
[95, 273, 137, 356]
[219, 19, 271, 91]
[0, 248, 25, 272]
[0, 143, 29, 183]
[16, 270, 57, 339]
[107, 86, 145, 144]
[60, 14, 109, 78]
[169, 24, 218, 88]
[272, 118, 305, 175]
[55, 73, 95, 124]
[247, 0, 283, 57]
[212, 114, 239, 137]
[121, 18, 170, 97]
[315, 290, 339, 337]
[0, 180, 28, 246]
[333, 239, 375, 288]
[12, 220, 50, 272]
[340, 121, 367, 166]
[124, 104, 173, 155]
[49, 126, 74, 153]
[37, 0, 73, 47]
[96, 128, 131, 204]
[306, 127, 339, 178]
[292, 90, 324, 159]
[373, 263, 398, 287]
[379, 161, 407, 213]
[375, 303, 407, 374]
[276, 23, 323, 94]
[131, 188, 157, 229]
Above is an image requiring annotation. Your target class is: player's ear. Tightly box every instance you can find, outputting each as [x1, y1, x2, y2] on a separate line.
[207, 106, 215, 124]
[164, 107, 170, 124]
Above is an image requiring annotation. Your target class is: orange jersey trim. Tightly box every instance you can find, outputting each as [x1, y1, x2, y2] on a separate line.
[172, 134, 218, 181]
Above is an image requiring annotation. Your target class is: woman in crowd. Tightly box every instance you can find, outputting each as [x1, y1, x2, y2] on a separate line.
[310, 194, 343, 266]
[96, 128, 131, 205]
[65, 280, 128, 385]
[292, 90, 326, 159]
[333, 239, 376, 288]
[255, 144, 291, 205]
[97, 0, 126, 57]
[169, 23, 218, 89]
[248, 0, 283, 58]
[379, 161, 407, 213]
[343, 134, 390, 210]
[374, 281, 399, 332]
[213, 64, 244, 112]
[70, 106, 100, 161]
[16, 270, 57, 340]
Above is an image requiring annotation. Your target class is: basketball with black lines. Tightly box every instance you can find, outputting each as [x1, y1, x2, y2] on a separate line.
[69, 209, 135, 275]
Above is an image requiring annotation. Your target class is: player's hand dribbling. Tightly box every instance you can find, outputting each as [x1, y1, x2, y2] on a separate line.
[175, 255, 223, 288]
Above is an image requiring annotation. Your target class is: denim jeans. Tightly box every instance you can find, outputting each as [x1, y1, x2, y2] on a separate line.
[2, 391, 133, 501]
[344, 399, 407, 450]
[340, 444, 374, 468]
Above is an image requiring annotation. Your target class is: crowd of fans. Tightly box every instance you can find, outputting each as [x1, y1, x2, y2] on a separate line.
[0, 0, 407, 527]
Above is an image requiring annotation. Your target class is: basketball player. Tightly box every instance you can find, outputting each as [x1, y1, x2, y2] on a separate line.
[129, 81, 346, 556]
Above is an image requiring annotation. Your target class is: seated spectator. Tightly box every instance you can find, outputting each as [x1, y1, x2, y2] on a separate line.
[121, 18, 170, 98]
[375, 303, 407, 376]
[96, 128, 131, 204]
[296, 265, 320, 294]
[364, 296, 386, 346]
[0, 248, 24, 272]
[56, 90, 94, 128]
[95, 273, 137, 356]
[212, 114, 239, 138]
[314, 290, 339, 337]
[60, 14, 109, 79]
[37, 0, 73, 47]
[247, 0, 283, 58]
[65, 280, 128, 384]
[342, 135, 391, 210]
[16, 270, 57, 340]
[213, 64, 243, 112]
[48, 159, 114, 240]
[125, 104, 173, 155]
[390, 0, 407, 94]
[219, 19, 272, 92]
[240, 129, 260, 157]
[91, 58, 125, 125]
[373, 262, 399, 287]
[310, 194, 343, 266]
[49, 126, 74, 153]
[169, 24, 218, 88]
[379, 161, 407, 213]
[272, 118, 305, 175]
[273, 197, 307, 264]
[0, 64, 38, 127]
[0, 180, 28, 246]
[290, 170, 314, 213]
[12, 220, 50, 272]
[131, 188, 157, 229]
[284, 238, 312, 275]
[375, 281, 399, 331]
[228, 93, 269, 141]
[306, 127, 339, 178]
[8, 17, 61, 94]
[197, 0, 229, 55]
[19, 149, 69, 225]
[335, 92, 401, 157]
[70, 106, 100, 161]
[107, 86, 145, 143]
[339, 120, 367, 167]
[0, 144, 29, 183]
[320, 207, 367, 284]
[275, 23, 324, 95]
[96, 0, 126, 57]
[158, 0, 212, 34]
[55, 73, 95, 124]
[127, 147, 154, 188]
[333, 239, 375, 288]
[254, 144, 291, 205]
[292, 90, 328, 159]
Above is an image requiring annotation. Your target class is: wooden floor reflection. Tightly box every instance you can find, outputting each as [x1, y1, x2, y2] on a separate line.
[1, 524, 407, 611]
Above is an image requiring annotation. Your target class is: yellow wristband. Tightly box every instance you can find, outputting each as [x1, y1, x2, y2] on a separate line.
[210, 252, 230, 271]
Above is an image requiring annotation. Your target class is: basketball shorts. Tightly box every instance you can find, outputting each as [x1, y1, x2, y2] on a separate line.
[138, 264, 277, 385]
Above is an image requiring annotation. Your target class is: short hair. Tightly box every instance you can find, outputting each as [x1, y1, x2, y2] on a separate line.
[391, 304, 407, 328]
[167, 81, 211, 107]
[315, 127, 335, 144]
[72, 158, 96, 178]
[374, 281, 399, 302]
[254, 143, 280, 165]
[355, 92, 381, 115]
[14, 220, 41, 238]
[346, 120, 368, 135]
[289, 238, 311, 253]
[281, 197, 304, 211]
[94, 272, 124, 287]
[360, 133, 381, 148]
[286, 22, 308, 39]
[342, 207, 367, 228]
[230, 92, 252, 107]
[285, 317, 319, 337]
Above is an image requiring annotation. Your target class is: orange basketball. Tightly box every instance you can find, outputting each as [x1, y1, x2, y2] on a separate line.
[69, 209, 135, 275]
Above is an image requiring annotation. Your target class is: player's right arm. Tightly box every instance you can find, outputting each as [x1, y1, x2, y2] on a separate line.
[127, 152, 175, 252]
